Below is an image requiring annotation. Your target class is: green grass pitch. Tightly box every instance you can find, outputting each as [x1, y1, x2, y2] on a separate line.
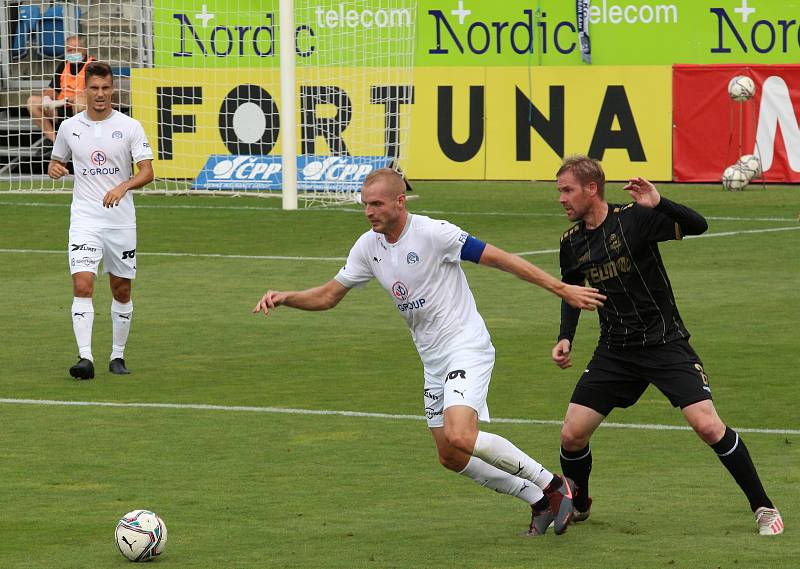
[0, 182, 798, 568]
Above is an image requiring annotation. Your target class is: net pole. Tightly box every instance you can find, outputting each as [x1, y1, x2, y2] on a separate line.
[280, 0, 298, 210]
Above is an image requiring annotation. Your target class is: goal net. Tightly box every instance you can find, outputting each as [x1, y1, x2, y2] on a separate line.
[0, 0, 417, 207]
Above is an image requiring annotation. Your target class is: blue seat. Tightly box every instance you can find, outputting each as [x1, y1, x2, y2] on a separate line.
[11, 4, 41, 61]
[39, 4, 82, 58]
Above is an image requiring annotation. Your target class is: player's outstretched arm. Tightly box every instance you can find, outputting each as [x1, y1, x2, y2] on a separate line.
[623, 176, 708, 236]
[47, 159, 69, 180]
[478, 244, 605, 310]
[252, 279, 350, 316]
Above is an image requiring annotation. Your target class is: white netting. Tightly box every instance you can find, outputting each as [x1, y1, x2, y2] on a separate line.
[0, 1, 416, 206]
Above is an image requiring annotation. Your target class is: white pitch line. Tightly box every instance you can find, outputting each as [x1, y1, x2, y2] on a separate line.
[0, 398, 795, 435]
[0, 248, 347, 262]
[1, 224, 797, 262]
[0, 225, 800, 263]
[684, 225, 800, 239]
[0, 201, 796, 222]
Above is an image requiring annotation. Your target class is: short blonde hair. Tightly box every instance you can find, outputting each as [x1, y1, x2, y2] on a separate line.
[362, 167, 406, 196]
[557, 155, 606, 199]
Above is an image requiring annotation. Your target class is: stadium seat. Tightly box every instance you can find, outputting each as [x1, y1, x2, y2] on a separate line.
[38, 4, 82, 58]
[11, 4, 41, 61]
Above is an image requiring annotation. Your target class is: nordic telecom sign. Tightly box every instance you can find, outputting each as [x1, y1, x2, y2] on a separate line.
[154, 0, 414, 67]
[416, 0, 800, 66]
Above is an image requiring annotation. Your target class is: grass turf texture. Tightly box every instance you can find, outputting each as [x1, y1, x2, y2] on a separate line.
[0, 182, 798, 568]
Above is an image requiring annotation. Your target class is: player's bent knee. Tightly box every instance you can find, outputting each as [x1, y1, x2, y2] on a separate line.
[443, 431, 476, 455]
[692, 419, 726, 444]
[437, 452, 463, 472]
[561, 427, 590, 450]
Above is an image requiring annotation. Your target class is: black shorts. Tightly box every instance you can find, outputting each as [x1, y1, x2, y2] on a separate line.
[570, 339, 712, 417]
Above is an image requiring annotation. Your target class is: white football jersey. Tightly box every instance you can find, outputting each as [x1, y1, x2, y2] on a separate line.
[335, 214, 492, 366]
[52, 110, 153, 229]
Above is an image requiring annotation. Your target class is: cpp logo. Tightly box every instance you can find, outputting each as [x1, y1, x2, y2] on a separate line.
[212, 156, 281, 180]
[301, 156, 374, 182]
[91, 150, 107, 166]
[391, 281, 409, 301]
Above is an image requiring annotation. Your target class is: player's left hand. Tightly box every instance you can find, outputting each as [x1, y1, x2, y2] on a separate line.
[623, 177, 661, 208]
[561, 284, 605, 311]
[103, 184, 129, 208]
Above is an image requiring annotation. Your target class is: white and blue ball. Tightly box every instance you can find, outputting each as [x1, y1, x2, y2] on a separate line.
[115, 509, 168, 562]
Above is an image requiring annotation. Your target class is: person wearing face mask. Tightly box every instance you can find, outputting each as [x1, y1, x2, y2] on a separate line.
[26, 35, 94, 152]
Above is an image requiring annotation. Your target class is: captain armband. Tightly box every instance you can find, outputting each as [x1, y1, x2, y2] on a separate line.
[460, 235, 487, 264]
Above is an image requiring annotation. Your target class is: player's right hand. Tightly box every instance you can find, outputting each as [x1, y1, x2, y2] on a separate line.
[48, 161, 68, 180]
[552, 339, 572, 369]
[252, 290, 283, 316]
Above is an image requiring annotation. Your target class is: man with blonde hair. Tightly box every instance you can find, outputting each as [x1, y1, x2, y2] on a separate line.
[553, 154, 783, 535]
[254, 168, 606, 536]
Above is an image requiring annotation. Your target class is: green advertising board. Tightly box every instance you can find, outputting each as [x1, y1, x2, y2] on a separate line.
[416, 0, 800, 65]
[153, 0, 416, 67]
[154, 1, 800, 68]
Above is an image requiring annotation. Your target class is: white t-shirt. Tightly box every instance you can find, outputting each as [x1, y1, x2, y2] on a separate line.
[52, 110, 153, 229]
[335, 214, 492, 366]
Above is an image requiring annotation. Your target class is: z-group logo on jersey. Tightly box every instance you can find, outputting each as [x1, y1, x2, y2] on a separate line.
[83, 150, 120, 176]
[91, 150, 106, 165]
[392, 281, 409, 301]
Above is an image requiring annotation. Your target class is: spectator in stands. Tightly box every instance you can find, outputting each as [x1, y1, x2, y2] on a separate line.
[26, 35, 94, 150]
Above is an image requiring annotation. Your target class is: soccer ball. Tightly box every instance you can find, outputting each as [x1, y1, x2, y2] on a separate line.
[736, 154, 762, 179]
[728, 75, 756, 102]
[721, 164, 749, 191]
[115, 510, 168, 562]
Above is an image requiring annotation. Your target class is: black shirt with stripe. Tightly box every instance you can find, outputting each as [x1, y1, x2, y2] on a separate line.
[559, 197, 708, 349]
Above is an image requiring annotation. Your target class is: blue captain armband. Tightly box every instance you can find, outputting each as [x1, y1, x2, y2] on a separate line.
[460, 235, 487, 263]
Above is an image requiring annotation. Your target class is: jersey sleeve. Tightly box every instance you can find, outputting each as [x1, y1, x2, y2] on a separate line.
[430, 219, 469, 263]
[51, 124, 71, 162]
[334, 235, 374, 289]
[129, 120, 154, 163]
[629, 203, 683, 242]
[558, 235, 583, 344]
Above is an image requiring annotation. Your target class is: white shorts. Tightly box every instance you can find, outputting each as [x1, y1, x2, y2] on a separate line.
[422, 346, 495, 428]
[68, 227, 137, 279]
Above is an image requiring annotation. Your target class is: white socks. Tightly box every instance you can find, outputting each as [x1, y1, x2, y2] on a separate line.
[71, 297, 133, 362]
[459, 456, 545, 505]
[472, 431, 554, 489]
[71, 297, 94, 361]
[110, 299, 133, 360]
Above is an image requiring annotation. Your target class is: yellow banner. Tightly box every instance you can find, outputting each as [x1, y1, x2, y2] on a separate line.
[131, 68, 409, 178]
[132, 66, 671, 180]
[409, 66, 672, 180]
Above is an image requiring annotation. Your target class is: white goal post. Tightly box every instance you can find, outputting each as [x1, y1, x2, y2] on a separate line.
[0, 0, 417, 208]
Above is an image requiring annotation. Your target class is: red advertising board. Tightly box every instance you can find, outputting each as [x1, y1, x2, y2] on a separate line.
[673, 64, 800, 183]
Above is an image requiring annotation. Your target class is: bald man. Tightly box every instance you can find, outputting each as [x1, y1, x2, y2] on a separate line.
[253, 168, 606, 536]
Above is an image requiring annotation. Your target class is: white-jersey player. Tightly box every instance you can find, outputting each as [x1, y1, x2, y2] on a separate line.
[253, 168, 606, 536]
[48, 61, 154, 380]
